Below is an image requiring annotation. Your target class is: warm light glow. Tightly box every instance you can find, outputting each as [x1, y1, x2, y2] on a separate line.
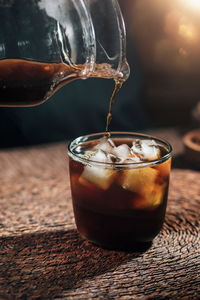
[179, 48, 188, 58]
[182, 0, 200, 10]
[178, 23, 198, 41]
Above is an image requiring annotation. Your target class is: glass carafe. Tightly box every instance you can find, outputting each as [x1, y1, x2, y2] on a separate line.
[0, 0, 130, 106]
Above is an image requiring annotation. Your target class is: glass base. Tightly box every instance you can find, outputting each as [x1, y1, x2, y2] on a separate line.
[80, 233, 153, 252]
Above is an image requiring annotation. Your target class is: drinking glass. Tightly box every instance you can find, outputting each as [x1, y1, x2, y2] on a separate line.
[68, 132, 172, 250]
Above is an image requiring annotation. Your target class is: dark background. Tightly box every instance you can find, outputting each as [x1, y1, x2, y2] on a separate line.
[0, 0, 199, 148]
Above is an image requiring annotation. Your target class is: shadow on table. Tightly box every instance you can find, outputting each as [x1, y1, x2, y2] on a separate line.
[0, 229, 150, 299]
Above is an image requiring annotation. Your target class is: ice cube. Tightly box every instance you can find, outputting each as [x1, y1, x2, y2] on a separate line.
[120, 166, 164, 208]
[82, 148, 113, 163]
[131, 139, 160, 161]
[94, 138, 115, 153]
[80, 149, 116, 190]
[125, 156, 141, 163]
[91, 149, 110, 163]
[124, 153, 142, 163]
[120, 167, 158, 194]
[80, 165, 116, 190]
[132, 184, 165, 210]
[112, 144, 131, 162]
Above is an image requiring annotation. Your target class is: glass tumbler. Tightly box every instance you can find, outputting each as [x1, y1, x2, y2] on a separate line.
[68, 132, 172, 250]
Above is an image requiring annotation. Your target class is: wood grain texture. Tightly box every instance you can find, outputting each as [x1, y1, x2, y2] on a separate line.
[0, 143, 199, 299]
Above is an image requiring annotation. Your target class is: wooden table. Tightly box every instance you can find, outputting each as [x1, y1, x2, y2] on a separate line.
[0, 129, 199, 299]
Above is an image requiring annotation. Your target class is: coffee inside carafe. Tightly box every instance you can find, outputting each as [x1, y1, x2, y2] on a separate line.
[0, 59, 127, 106]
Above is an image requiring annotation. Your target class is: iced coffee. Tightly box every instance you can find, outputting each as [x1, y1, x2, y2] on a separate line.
[68, 132, 172, 249]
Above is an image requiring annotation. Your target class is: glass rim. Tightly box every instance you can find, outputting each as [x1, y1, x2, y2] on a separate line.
[67, 131, 173, 169]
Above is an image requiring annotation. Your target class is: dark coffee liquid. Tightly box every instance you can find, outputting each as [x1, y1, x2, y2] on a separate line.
[0, 58, 124, 136]
[69, 139, 171, 249]
[0, 59, 124, 108]
[0, 59, 81, 106]
[105, 80, 123, 136]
